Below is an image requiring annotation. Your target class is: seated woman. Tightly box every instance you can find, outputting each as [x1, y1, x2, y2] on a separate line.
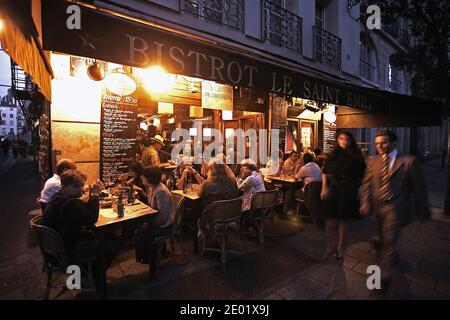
[237, 163, 266, 212]
[174, 157, 205, 190]
[282, 151, 299, 176]
[119, 161, 147, 202]
[197, 162, 240, 236]
[133, 166, 175, 263]
[42, 170, 120, 278]
[200, 162, 239, 210]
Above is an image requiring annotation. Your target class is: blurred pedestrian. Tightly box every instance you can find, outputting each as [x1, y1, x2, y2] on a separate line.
[359, 130, 430, 293]
[321, 131, 366, 260]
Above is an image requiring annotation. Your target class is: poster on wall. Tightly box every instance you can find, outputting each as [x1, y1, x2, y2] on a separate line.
[271, 95, 288, 153]
[201, 81, 233, 111]
[100, 86, 138, 184]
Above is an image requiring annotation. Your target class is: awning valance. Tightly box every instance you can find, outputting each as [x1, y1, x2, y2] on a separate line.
[41, 0, 442, 127]
[0, 1, 52, 101]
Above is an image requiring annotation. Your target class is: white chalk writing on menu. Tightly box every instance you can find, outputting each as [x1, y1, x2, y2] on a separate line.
[100, 91, 138, 183]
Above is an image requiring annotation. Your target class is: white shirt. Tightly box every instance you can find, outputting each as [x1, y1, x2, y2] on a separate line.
[387, 149, 398, 171]
[40, 174, 61, 203]
[294, 162, 322, 186]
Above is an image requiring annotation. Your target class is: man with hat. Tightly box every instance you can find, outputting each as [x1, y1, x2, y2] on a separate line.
[141, 134, 169, 168]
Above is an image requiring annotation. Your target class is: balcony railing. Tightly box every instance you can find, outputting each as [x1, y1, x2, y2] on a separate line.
[388, 76, 402, 92]
[182, 0, 245, 32]
[360, 59, 375, 82]
[313, 26, 342, 69]
[263, 0, 302, 53]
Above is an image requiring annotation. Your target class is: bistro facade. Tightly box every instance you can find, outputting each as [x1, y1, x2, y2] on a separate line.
[1, 0, 442, 183]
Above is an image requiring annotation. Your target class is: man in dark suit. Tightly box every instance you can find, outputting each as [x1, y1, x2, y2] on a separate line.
[360, 130, 430, 291]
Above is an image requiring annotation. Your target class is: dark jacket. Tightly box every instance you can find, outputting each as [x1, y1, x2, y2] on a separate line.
[41, 192, 99, 253]
[359, 154, 430, 226]
[200, 178, 239, 210]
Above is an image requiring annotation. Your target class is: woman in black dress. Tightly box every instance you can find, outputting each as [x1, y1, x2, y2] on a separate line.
[321, 131, 366, 259]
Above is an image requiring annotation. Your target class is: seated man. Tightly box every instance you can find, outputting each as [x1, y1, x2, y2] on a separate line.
[39, 159, 77, 212]
[237, 163, 266, 212]
[41, 170, 117, 265]
[294, 153, 322, 189]
[294, 153, 322, 219]
[119, 161, 147, 203]
[133, 166, 175, 263]
[282, 151, 299, 176]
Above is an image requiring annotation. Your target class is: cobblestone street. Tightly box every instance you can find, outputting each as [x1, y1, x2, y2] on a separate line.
[1, 157, 449, 300]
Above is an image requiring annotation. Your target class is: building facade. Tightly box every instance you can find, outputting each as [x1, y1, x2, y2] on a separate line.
[86, 0, 444, 156]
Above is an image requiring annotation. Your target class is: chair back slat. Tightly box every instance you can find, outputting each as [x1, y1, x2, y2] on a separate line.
[250, 190, 279, 210]
[206, 197, 243, 226]
[171, 195, 185, 238]
[30, 215, 70, 269]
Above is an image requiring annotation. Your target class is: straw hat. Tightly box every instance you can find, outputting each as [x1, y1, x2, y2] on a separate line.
[150, 134, 165, 146]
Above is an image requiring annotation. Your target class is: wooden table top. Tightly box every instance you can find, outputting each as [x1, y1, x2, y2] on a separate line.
[172, 189, 201, 201]
[95, 200, 158, 229]
[264, 175, 300, 184]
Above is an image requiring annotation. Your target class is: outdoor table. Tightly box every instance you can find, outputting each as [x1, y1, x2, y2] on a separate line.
[172, 189, 202, 253]
[95, 199, 158, 296]
[264, 175, 303, 213]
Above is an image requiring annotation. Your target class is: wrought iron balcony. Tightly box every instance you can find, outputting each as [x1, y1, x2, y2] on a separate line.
[182, 0, 245, 32]
[360, 59, 375, 82]
[263, 0, 302, 53]
[313, 26, 342, 69]
[388, 76, 402, 92]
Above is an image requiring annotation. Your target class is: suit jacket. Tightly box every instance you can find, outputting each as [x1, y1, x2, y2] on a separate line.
[359, 153, 430, 226]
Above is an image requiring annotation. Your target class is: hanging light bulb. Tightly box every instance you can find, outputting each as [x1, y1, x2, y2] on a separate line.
[87, 60, 105, 81]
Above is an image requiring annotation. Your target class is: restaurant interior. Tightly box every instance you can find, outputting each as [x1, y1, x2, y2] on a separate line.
[48, 52, 337, 184]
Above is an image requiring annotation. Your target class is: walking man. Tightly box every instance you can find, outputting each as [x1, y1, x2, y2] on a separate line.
[359, 130, 430, 293]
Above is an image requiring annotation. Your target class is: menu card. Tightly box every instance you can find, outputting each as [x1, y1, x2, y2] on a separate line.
[100, 89, 138, 183]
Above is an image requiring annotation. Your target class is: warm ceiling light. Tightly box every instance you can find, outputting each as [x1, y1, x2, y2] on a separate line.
[0, 20, 4, 32]
[104, 68, 136, 96]
[139, 65, 176, 93]
[157, 102, 173, 114]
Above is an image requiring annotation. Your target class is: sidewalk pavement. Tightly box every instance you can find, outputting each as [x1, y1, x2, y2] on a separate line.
[258, 158, 450, 300]
[0, 158, 449, 300]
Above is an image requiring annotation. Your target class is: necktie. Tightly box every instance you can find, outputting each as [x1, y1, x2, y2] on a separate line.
[379, 154, 392, 201]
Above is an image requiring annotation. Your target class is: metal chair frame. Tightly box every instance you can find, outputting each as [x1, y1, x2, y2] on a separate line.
[30, 214, 96, 299]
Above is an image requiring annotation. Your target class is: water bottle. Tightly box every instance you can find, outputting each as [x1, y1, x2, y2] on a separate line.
[117, 192, 124, 218]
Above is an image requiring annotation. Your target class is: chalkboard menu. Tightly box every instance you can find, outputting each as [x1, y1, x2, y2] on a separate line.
[100, 89, 138, 183]
[271, 96, 288, 152]
[323, 120, 336, 154]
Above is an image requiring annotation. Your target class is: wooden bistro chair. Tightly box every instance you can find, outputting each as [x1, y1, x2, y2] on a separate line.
[30, 215, 97, 300]
[200, 197, 245, 271]
[295, 181, 322, 226]
[152, 193, 187, 278]
[248, 189, 280, 244]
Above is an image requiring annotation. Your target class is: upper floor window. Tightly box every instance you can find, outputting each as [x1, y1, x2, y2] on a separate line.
[313, 2, 341, 69]
[263, 0, 302, 53]
[360, 35, 377, 83]
[315, 3, 325, 30]
[388, 57, 402, 93]
[182, 0, 245, 32]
